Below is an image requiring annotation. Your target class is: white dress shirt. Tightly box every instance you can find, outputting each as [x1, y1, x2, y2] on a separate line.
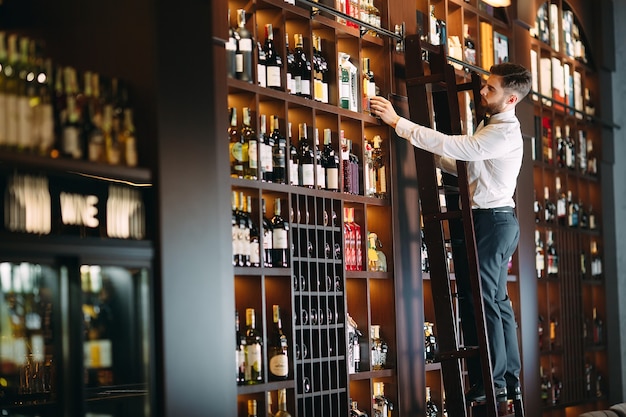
[395, 109, 523, 209]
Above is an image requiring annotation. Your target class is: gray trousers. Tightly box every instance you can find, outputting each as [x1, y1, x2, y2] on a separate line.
[453, 207, 521, 389]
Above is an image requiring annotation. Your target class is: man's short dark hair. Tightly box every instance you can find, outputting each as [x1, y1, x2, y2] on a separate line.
[489, 63, 532, 99]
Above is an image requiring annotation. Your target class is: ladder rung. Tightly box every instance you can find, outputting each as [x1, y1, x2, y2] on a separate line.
[440, 184, 460, 195]
[406, 73, 445, 87]
[457, 81, 478, 92]
[422, 210, 463, 222]
[436, 346, 480, 361]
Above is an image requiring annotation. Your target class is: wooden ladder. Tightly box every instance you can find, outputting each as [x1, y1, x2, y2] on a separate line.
[403, 34, 523, 417]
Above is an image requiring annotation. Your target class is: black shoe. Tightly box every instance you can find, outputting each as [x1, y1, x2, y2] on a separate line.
[507, 385, 522, 400]
[465, 384, 508, 403]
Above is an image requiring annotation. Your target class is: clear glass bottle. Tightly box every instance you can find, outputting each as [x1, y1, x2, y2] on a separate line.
[229, 107, 244, 178]
[268, 305, 289, 380]
[244, 308, 263, 384]
[370, 325, 388, 370]
[241, 107, 258, 180]
[248, 399, 258, 417]
[274, 388, 292, 417]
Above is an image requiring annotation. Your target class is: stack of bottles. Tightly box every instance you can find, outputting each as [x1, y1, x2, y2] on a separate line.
[343, 207, 362, 271]
[0, 32, 138, 166]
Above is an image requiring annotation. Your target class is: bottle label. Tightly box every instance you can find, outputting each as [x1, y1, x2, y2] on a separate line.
[301, 164, 314, 187]
[250, 241, 260, 265]
[317, 164, 325, 189]
[17, 96, 31, 149]
[63, 126, 82, 158]
[327, 167, 339, 190]
[257, 63, 266, 87]
[248, 140, 258, 169]
[245, 344, 262, 379]
[5, 93, 17, 146]
[260, 143, 273, 173]
[233, 225, 240, 258]
[263, 229, 273, 250]
[269, 353, 289, 377]
[289, 160, 299, 185]
[267, 66, 281, 88]
[273, 229, 288, 249]
[238, 38, 253, 52]
[231, 142, 244, 162]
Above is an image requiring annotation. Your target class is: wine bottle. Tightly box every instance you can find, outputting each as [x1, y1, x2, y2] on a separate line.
[274, 388, 292, 417]
[314, 129, 325, 190]
[288, 123, 299, 186]
[322, 129, 340, 191]
[544, 186, 556, 223]
[546, 229, 558, 277]
[555, 125, 565, 168]
[239, 191, 251, 267]
[271, 198, 289, 268]
[268, 305, 289, 380]
[293, 34, 312, 99]
[226, 10, 237, 79]
[372, 135, 387, 198]
[248, 399, 258, 417]
[261, 198, 273, 268]
[257, 41, 266, 88]
[271, 115, 286, 184]
[463, 24, 476, 65]
[241, 107, 258, 180]
[267, 392, 274, 417]
[259, 114, 274, 182]
[247, 195, 261, 268]
[285, 33, 295, 94]
[370, 325, 388, 370]
[297, 123, 314, 188]
[61, 66, 83, 159]
[244, 308, 263, 384]
[264, 24, 282, 90]
[235, 310, 246, 385]
[592, 307, 603, 344]
[535, 229, 545, 279]
[235, 9, 253, 83]
[425, 386, 439, 417]
[556, 177, 567, 226]
[232, 190, 241, 266]
[361, 57, 376, 114]
[229, 107, 245, 178]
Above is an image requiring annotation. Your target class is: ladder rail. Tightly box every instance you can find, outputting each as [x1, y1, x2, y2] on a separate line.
[403, 34, 500, 417]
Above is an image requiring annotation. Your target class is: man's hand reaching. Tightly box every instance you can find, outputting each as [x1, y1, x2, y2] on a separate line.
[369, 96, 401, 129]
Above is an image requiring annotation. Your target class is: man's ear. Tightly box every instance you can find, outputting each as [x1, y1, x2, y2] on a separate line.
[507, 94, 519, 105]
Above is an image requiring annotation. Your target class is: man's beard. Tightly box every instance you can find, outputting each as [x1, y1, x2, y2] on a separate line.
[483, 99, 506, 115]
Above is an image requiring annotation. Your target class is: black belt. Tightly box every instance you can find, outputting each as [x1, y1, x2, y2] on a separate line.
[472, 206, 514, 214]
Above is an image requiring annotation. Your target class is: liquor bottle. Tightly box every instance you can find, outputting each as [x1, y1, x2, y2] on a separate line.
[297, 123, 314, 188]
[556, 177, 567, 226]
[239, 191, 251, 267]
[542, 117, 553, 164]
[285, 34, 295, 94]
[268, 305, 289, 380]
[270, 115, 286, 184]
[226, 10, 237, 79]
[362, 57, 375, 113]
[241, 107, 258, 180]
[589, 205, 597, 230]
[229, 107, 245, 178]
[271, 198, 289, 268]
[579, 200, 589, 229]
[364, 139, 375, 197]
[267, 392, 274, 417]
[349, 140, 360, 195]
[257, 40, 266, 88]
[372, 135, 387, 198]
[351, 208, 362, 271]
[587, 136, 597, 175]
[535, 229, 545, 279]
[564, 125, 576, 170]
[578, 129, 588, 174]
[274, 388, 292, 417]
[247, 195, 261, 268]
[322, 128, 340, 191]
[248, 399, 258, 417]
[261, 198, 273, 268]
[343, 207, 355, 271]
[232, 191, 241, 266]
[567, 190, 579, 228]
[370, 325, 388, 370]
[312, 35, 329, 103]
[463, 23, 476, 65]
[34, 57, 55, 156]
[426, 386, 439, 417]
[235, 9, 253, 83]
[119, 107, 138, 167]
[235, 310, 246, 385]
[61, 66, 83, 159]
[293, 34, 312, 98]
[428, 5, 439, 45]
[551, 368, 562, 404]
[549, 314, 558, 350]
[341, 132, 353, 193]
[373, 382, 393, 417]
[590, 240, 602, 278]
[244, 308, 263, 384]
[592, 307, 603, 344]
[555, 125, 565, 168]
[259, 114, 274, 182]
[544, 186, 556, 223]
[288, 123, 299, 186]
[264, 24, 282, 90]
[584, 358, 594, 396]
[350, 401, 367, 417]
[421, 228, 430, 272]
[312, 129, 325, 190]
[339, 53, 351, 110]
[424, 321, 438, 362]
[546, 229, 558, 277]
[534, 189, 542, 223]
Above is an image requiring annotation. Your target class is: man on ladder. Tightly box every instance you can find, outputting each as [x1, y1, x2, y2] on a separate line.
[370, 62, 532, 406]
